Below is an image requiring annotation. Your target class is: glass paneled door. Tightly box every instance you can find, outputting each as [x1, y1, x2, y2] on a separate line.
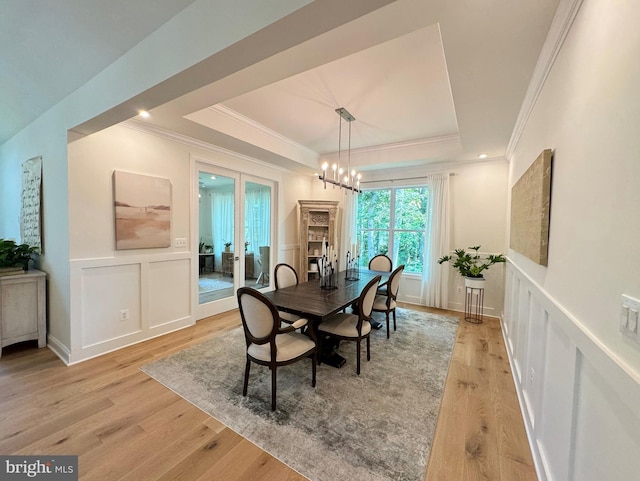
[196, 164, 274, 320]
[244, 179, 272, 290]
[197, 167, 239, 317]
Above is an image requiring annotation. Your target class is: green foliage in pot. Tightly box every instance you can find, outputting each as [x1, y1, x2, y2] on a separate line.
[0, 238, 39, 270]
[437, 245, 505, 278]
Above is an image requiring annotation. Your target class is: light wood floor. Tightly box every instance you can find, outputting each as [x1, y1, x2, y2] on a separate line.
[0, 305, 536, 481]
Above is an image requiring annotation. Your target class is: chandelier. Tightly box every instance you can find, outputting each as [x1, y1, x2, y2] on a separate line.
[320, 107, 361, 193]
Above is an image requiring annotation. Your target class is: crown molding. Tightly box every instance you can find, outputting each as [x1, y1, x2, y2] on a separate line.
[505, 0, 585, 160]
[208, 104, 319, 158]
[120, 119, 291, 173]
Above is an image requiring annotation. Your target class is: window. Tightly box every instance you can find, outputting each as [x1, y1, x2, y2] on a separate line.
[356, 186, 428, 274]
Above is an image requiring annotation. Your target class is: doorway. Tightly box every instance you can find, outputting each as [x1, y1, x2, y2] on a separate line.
[196, 163, 274, 320]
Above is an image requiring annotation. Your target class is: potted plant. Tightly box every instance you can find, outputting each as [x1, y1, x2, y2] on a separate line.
[0, 238, 39, 271]
[244, 241, 250, 252]
[224, 241, 232, 252]
[437, 245, 505, 288]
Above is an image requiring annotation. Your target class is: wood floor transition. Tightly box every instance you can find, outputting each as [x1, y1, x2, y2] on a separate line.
[0, 304, 536, 481]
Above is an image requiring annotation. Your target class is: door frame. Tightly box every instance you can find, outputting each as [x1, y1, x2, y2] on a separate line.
[191, 155, 278, 321]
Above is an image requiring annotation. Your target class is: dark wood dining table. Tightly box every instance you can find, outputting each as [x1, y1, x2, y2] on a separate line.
[262, 268, 391, 325]
[262, 268, 391, 367]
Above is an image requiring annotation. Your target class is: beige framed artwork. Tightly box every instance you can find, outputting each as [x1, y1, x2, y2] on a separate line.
[509, 149, 552, 266]
[113, 171, 171, 250]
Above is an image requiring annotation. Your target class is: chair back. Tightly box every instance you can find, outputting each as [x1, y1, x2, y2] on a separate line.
[237, 287, 279, 345]
[388, 265, 405, 298]
[368, 254, 392, 272]
[359, 275, 381, 320]
[274, 263, 298, 289]
[259, 246, 270, 271]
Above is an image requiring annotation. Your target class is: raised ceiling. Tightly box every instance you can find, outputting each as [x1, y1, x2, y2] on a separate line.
[2, 0, 562, 174]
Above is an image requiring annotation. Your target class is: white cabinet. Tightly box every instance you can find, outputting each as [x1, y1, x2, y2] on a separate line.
[0, 269, 46, 356]
[298, 200, 339, 281]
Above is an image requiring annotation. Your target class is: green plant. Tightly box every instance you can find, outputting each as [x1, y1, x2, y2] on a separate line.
[437, 245, 505, 278]
[224, 240, 232, 248]
[0, 238, 39, 269]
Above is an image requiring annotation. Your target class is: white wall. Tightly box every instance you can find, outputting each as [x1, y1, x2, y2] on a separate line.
[447, 161, 508, 315]
[0, 0, 334, 361]
[65, 122, 314, 363]
[504, 1, 640, 480]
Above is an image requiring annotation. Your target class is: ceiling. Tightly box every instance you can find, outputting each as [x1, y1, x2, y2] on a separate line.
[2, 0, 562, 175]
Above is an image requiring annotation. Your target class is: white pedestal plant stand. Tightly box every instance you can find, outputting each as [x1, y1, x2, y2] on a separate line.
[464, 277, 485, 324]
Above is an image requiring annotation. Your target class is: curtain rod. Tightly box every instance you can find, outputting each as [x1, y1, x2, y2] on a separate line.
[361, 172, 455, 184]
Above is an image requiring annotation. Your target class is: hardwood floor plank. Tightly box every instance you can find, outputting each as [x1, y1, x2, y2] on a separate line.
[0, 305, 536, 481]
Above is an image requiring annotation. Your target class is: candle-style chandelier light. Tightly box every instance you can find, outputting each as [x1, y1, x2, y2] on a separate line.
[319, 107, 361, 193]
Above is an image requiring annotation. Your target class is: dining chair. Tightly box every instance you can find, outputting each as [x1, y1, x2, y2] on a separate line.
[368, 254, 392, 272]
[237, 287, 316, 411]
[372, 265, 405, 338]
[368, 254, 392, 295]
[317, 275, 381, 375]
[273, 263, 307, 326]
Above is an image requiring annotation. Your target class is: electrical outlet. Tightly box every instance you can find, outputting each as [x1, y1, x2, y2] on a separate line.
[119, 309, 129, 322]
[175, 238, 187, 248]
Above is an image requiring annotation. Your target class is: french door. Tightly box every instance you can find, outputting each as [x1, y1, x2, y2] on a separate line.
[195, 162, 274, 320]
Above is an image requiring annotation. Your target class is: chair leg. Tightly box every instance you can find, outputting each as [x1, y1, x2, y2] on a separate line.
[385, 311, 390, 339]
[311, 352, 317, 387]
[356, 339, 361, 375]
[366, 335, 371, 361]
[393, 308, 397, 331]
[243, 359, 251, 396]
[317, 335, 323, 365]
[271, 364, 277, 411]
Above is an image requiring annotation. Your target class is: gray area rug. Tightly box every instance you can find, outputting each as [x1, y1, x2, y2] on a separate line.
[198, 276, 233, 293]
[141, 308, 458, 481]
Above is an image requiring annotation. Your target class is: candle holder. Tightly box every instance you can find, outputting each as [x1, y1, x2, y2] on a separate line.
[345, 251, 360, 281]
[320, 255, 338, 290]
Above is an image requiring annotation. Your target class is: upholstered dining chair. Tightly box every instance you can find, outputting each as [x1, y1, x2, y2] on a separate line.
[273, 263, 306, 326]
[368, 254, 393, 294]
[372, 264, 405, 338]
[368, 254, 392, 272]
[318, 275, 381, 375]
[237, 287, 316, 411]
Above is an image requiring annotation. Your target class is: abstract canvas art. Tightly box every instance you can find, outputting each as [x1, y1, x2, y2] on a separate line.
[113, 171, 171, 250]
[509, 149, 552, 265]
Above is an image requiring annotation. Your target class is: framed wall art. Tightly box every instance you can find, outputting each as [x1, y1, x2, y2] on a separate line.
[113, 171, 171, 250]
[509, 149, 552, 266]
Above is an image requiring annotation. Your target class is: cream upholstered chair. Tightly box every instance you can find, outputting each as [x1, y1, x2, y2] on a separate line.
[318, 275, 381, 375]
[368, 254, 392, 295]
[273, 263, 306, 326]
[368, 254, 392, 272]
[237, 287, 316, 411]
[372, 265, 405, 338]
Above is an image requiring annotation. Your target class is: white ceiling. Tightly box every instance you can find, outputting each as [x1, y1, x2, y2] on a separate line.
[2, 0, 562, 175]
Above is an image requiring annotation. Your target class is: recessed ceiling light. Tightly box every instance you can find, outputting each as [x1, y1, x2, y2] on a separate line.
[138, 110, 150, 119]
[478, 153, 488, 159]
[210, 175, 216, 180]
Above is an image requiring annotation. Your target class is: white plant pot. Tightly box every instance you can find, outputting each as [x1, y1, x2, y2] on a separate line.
[464, 277, 486, 289]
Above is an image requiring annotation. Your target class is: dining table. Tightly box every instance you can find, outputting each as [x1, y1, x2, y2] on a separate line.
[262, 268, 391, 367]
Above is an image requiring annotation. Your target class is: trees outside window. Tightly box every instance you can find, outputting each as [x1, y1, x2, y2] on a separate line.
[356, 186, 428, 274]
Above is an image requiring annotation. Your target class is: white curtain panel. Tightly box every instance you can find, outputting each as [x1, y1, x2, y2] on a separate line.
[245, 187, 271, 252]
[212, 191, 234, 257]
[423, 174, 450, 308]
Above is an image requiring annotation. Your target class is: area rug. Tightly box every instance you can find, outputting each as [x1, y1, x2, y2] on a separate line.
[141, 308, 458, 481]
[198, 276, 233, 293]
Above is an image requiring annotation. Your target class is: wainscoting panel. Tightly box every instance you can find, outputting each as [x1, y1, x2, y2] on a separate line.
[68, 253, 194, 364]
[148, 258, 191, 328]
[80, 263, 141, 348]
[503, 261, 640, 481]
